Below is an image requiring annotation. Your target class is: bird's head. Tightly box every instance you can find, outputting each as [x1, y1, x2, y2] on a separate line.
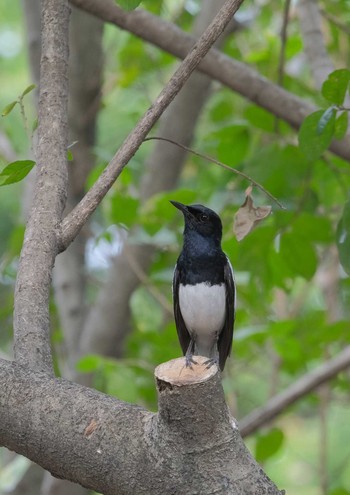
[170, 201, 222, 242]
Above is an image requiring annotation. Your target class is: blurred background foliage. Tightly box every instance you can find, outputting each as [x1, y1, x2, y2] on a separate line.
[1, 0, 350, 494]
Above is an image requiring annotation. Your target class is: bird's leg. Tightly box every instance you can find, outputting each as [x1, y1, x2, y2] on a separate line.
[203, 344, 219, 370]
[185, 339, 197, 369]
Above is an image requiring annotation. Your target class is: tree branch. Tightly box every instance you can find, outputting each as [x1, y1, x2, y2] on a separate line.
[59, 0, 246, 250]
[0, 357, 282, 495]
[13, 0, 70, 374]
[69, 0, 350, 162]
[239, 345, 350, 437]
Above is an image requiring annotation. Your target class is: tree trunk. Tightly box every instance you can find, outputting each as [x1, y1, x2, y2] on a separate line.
[0, 358, 283, 495]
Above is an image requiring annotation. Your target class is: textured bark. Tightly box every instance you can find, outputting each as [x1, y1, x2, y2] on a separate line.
[13, 0, 70, 374]
[59, 0, 246, 249]
[80, 0, 230, 361]
[0, 358, 282, 495]
[70, 0, 350, 162]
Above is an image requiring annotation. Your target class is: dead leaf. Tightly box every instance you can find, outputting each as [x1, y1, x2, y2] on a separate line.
[234, 187, 272, 241]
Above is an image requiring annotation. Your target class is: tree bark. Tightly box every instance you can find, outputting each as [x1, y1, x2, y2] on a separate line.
[0, 357, 282, 495]
[13, 0, 70, 374]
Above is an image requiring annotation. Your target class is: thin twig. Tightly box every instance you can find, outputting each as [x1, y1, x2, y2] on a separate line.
[274, 0, 291, 133]
[18, 96, 31, 146]
[277, 0, 291, 88]
[143, 136, 285, 209]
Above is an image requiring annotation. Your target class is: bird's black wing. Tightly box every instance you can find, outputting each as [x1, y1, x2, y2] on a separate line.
[173, 263, 191, 355]
[218, 258, 235, 371]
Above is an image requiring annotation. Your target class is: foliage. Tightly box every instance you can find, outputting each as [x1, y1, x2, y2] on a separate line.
[1, 0, 350, 494]
[298, 69, 350, 161]
[0, 160, 35, 186]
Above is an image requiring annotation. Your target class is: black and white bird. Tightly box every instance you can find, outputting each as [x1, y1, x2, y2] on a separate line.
[171, 201, 235, 371]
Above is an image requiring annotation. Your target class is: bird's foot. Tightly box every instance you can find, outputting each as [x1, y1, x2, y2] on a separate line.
[203, 357, 219, 370]
[185, 354, 198, 370]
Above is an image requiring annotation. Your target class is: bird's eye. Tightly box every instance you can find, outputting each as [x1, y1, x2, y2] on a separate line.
[199, 213, 208, 222]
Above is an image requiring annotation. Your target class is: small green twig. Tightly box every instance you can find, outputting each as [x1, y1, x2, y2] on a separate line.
[18, 96, 31, 144]
[143, 136, 285, 209]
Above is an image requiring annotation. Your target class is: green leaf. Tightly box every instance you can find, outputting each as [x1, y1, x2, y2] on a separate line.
[1, 101, 17, 117]
[0, 160, 36, 186]
[299, 110, 335, 161]
[336, 199, 350, 275]
[334, 111, 348, 140]
[292, 214, 333, 243]
[8, 224, 25, 256]
[255, 428, 284, 462]
[117, 0, 142, 10]
[322, 69, 350, 105]
[21, 84, 36, 98]
[206, 125, 250, 166]
[109, 192, 139, 228]
[76, 355, 102, 372]
[317, 106, 336, 135]
[67, 150, 73, 161]
[280, 231, 318, 279]
[328, 489, 350, 495]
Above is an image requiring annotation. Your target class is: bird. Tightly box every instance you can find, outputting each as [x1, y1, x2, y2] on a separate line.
[171, 201, 235, 371]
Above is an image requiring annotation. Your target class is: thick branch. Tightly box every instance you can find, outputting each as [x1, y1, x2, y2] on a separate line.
[69, 0, 350, 162]
[239, 345, 350, 437]
[0, 358, 282, 495]
[13, 0, 69, 374]
[59, 0, 245, 250]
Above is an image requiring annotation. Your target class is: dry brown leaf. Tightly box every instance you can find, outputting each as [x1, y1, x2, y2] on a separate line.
[233, 187, 272, 241]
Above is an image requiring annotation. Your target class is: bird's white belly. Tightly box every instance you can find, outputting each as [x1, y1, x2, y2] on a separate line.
[179, 283, 226, 342]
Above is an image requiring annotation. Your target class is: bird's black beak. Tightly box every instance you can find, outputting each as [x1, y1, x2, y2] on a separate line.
[170, 200, 189, 215]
